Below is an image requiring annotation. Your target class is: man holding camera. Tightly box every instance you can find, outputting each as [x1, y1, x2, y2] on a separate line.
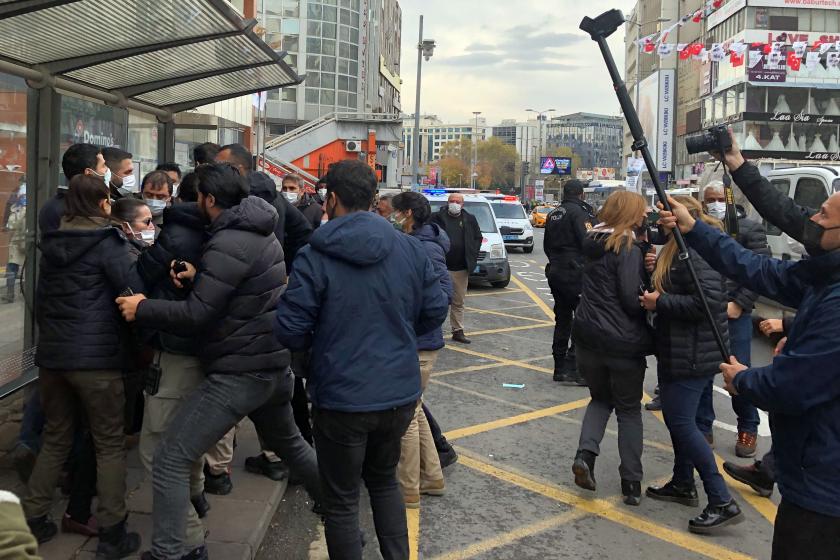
[659, 132, 840, 560]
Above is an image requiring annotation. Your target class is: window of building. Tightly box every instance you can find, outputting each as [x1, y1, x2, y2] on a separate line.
[322, 39, 336, 56]
[322, 56, 336, 72]
[307, 37, 320, 54]
[282, 87, 297, 102]
[283, 35, 299, 52]
[321, 73, 335, 89]
[282, 19, 300, 34]
[321, 89, 335, 105]
[306, 88, 319, 104]
[323, 5, 338, 22]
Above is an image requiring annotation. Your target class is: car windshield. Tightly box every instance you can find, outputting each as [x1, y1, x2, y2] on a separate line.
[430, 200, 498, 233]
[491, 202, 527, 220]
[536, 207, 551, 214]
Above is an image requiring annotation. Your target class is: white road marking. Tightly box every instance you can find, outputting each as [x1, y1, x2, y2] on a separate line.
[712, 385, 772, 437]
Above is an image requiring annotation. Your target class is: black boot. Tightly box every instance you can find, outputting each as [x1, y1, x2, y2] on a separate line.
[203, 463, 233, 495]
[96, 518, 141, 560]
[191, 492, 211, 519]
[26, 516, 58, 544]
[688, 500, 744, 534]
[552, 367, 570, 383]
[244, 454, 289, 482]
[722, 461, 774, 497]
[572, 450, 597, 491]
[621, 479, 642, 506]
[645, 480, 699, 507]
[452, 330, 471, 344]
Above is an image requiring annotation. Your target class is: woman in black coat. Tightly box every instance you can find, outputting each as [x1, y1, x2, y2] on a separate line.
[570, 191, 652, 506]
[23, 174, 143, 556]
[641, 196, 743, 534]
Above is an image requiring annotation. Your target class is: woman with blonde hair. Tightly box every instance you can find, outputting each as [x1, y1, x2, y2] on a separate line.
[571, 190, 653, 506]
[641, 196, 743, 533]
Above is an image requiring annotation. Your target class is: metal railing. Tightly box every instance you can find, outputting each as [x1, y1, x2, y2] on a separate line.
[263, 111, 403, 152]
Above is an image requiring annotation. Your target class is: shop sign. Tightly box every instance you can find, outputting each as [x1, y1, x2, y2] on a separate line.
[740, 112, 840, 125]
[747, 45, 787, 83]
[743, 149, 840, 161]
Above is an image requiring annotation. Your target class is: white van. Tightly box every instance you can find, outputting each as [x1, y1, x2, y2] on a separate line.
[756, 166, 840, 261]
[486, 196, 534, 253]
[424, 192, 511, 288]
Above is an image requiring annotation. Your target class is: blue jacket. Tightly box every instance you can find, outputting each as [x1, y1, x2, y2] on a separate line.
[686, 219, 840, 517]
[273, 211, 449, 412]
[414, 223, 452, 351]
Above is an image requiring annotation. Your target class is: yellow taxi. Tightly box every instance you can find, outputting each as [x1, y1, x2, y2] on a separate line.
[530, 206, 552, 228]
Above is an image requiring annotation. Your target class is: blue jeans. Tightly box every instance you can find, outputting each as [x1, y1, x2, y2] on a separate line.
[695, 314, 760, 435]
[660, 376, 732, 506]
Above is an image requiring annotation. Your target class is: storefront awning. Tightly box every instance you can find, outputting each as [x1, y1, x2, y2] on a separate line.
[0, 0, 302, 118]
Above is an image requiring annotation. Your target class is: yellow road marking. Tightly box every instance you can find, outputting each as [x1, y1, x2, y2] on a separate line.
[432, 354, 552, 378]
[478, 302, 543, 312]
[444, 399, 590, 441]
[464, 306, 550, 323]
[643, 393, 777, 525]
[467, 322, 554, 336]
[510, 274, 555, 320]
[458, 453, 754, 560]
[443, 345, 553, 374]
[407, 507, 420, 560]
[464, 288, 524, 297]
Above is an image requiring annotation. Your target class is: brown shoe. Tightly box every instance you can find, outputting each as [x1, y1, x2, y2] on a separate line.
[61, 514, 98, 537]
[420, 479, 446, 496]
[403, 494, 420, 509]
[452, 330, 471, 344]
[735, 431, 757, 458]
[704, 432, 715, 449]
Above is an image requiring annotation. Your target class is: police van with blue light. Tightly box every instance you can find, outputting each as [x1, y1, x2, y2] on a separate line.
[483, 194, 535, 253]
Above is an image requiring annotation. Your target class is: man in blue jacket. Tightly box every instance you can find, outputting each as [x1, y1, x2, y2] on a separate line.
[274, 160, 448, 560]
[660, 189, 840, 560]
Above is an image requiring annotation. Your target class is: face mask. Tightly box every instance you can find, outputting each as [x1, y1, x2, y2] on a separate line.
[283, 191, 299, 203]
[145, 198, 167, 216]
[121, 174, 138, 192]
[801, 219, 840, 255]
[448, 202, 462, 215]
[92, 167, 112, 188]
[172, 183, 180, 198]
[318, 188, 327, 199]
[705, 201, 727, 221]
[390, 213, 408, 232]
[140, 229, 156, 244]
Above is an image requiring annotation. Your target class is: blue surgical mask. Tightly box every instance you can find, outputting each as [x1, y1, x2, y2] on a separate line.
[144, 198, 167, 216]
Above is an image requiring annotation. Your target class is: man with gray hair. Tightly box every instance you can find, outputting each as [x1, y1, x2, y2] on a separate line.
[281, 174, 323, 230]
[696, 180, 770, 458]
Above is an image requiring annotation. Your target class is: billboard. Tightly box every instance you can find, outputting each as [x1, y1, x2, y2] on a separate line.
[539, 157, 572, 175]
[637, 70, 675, 172]
[749, 0, 840, 8]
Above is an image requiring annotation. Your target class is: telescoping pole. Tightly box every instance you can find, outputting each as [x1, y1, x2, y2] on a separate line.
[579, 10, 728, 361]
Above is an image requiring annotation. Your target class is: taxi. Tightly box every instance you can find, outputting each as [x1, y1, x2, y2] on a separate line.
[530, 205, 552, 228]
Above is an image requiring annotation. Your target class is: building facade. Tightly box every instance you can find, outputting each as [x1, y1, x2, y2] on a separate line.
[401, 115, 488, 171]
[490, 119, 540, 163]
[545, 112, 625, 171]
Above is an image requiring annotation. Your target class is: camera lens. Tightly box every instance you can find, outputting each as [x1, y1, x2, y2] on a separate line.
[685, 133, 712, 155]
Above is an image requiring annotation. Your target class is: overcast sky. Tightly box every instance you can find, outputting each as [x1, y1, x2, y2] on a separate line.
[397, 0, 631, 125]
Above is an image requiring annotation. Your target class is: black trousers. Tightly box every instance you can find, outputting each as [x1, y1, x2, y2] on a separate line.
[291, 375, 313, 444]
[547, 275, 580, 366]
[313, 403, 415, 560]
[773, 499, 840, 559]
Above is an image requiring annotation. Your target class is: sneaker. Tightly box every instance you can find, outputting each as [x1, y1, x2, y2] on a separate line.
[452, 330, 471, 344]
[420, 479, 446, 496]
[552, 368, 570, 383]
[62, 513, 98, 537]
[644, 395, 662, 411]
[96, 519, 141, 559]
[191, 492, 211, 519]
[181, 545, 209, 560]
[438, 445, 458, 469]
[621, 479, 642, 506]
[203, 465, 233, 496]
[688, 500, 744, 534]
[26, 516, 57, 544]
[572, 450, 596, 491]
[735, 431, 757, 458]
[645, 480, 699, 507]
[244, 454, 289, 482]
[722, 461, 774, 497]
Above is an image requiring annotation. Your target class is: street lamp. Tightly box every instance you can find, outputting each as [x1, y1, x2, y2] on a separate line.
[411, 15, 436, 190]
[471, 111, 481, 189]
[526, 108, 555, 172]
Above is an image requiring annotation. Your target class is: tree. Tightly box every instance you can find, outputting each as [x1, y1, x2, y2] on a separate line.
[438, 137, 518, 189]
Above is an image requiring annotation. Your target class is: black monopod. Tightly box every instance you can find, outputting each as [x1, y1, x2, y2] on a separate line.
[579, 9, 728, 361]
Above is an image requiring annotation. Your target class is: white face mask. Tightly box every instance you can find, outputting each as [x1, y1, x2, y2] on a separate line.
[448, 202, 462, 215]
[121, 174, 138, 192]
[172, 183, 180, 198]
[140, 229, 156, 243]
[145, 198, 167, 216]
[283, 191, 299, 203]
[318, 188, 327, 199]
[706, 201, 727, 220]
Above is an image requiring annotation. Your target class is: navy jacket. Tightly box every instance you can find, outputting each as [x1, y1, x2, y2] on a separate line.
[413, 223, 453, 351]
[274, 211, 449, 412]
[686, 219, 840, 518]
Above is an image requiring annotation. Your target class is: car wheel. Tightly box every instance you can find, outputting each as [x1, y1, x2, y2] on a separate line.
[491, 277, 510, 289]
[523, 246, 534, 254]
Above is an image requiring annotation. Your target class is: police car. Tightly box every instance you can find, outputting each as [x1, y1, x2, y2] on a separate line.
[423, 190, 512, 288]
[484, 195, 535, 253]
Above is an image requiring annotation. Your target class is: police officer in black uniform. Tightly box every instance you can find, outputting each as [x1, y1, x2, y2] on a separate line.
[544, 180, 596, 385]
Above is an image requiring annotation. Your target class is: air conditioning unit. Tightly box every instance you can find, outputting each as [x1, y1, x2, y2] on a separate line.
[345, 140, 362, 152]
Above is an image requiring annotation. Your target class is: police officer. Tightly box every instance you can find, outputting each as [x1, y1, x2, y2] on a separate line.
[544, 180, 596, 385]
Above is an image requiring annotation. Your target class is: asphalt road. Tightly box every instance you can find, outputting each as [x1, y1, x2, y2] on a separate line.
[256, 227, 779, 560]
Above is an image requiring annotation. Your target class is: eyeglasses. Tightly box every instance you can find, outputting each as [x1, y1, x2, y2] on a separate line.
[139, 217, 153, 226]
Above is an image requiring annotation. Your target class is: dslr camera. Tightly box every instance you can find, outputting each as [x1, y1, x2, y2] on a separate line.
[685, 124, 732, 155]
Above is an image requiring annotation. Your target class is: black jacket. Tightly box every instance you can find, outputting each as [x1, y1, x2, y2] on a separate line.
[248, 171, 312, 271]
[136, 196, 290, 376]
[430, 207, 483, 272]
[573, 230, 653, 358]
[727, 211, 771, 313]
[35, 218, 145, 370]
[136, 203, 207, 355]
[38, 190, 67, 235]
[655, 246, 729, 381]
[544, 198, 596, 294]
[296, 195, 323, 231]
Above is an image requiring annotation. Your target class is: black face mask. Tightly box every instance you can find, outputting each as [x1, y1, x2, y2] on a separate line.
[801, 220, 840, 256]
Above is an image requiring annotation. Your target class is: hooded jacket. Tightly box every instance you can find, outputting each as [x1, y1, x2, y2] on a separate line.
[273, 211, 449, 412]
[136, 203, 207, 355]
[413, 223, 453, 351]
[686, 219, 840, 518]
[248, 171, 312, 270]
[572, 229, 653, 358]
[136, 196, 290, 376]
[35, 217, 144, 370]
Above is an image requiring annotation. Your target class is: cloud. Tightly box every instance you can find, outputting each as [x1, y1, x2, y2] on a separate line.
[437, 52, 499, 67]
[464, 42, 496, 52]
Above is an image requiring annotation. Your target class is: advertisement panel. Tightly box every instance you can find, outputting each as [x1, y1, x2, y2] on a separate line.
[748, 44, 788, 83]
[638, 71, 674, 172]
[593, 167, 616, 180]
[539, 157, 572, 175]
[748, 0, 840, 9]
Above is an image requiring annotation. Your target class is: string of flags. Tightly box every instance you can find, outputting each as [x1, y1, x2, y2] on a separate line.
[635, 0, 840, 69]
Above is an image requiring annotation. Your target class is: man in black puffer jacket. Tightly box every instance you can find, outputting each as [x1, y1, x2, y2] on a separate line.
[116, 164, 320, 560]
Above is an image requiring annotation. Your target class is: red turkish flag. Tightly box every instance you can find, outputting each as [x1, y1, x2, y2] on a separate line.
[713, 0, 724, 8]
[679, 47, 691, 60]
[692, 13, 702, 22]
[751, 42, 764, 47]
[763, 44, 772, 54]
[730, 52, 744, 67]
[690, 43, 704, 55]
[787, 51, 801, 70]
[644, 42, 655, 53]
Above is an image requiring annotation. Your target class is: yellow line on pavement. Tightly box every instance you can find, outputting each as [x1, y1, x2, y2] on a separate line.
[432, 354, 553, 378]
[443, 345, 554, 374]
[464, 306, 550, 323]
[464, 288, 524, 297]
[407, 507, 420, 560]
[458, 454, 754, 560]
[467, 322, 554, 337]
[510, 274, 555, 320]
[444, 399, 590, 441]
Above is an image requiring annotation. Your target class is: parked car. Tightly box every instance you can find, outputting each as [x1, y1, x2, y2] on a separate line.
[489, 196, 534, 253]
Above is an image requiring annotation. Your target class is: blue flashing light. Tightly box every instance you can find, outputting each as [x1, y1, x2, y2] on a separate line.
[423, 189, 447, 195]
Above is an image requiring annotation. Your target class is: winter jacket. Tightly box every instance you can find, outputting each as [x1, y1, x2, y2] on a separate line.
[35, 217, 144, 371]
[296, 195, 324, 231]
[654, 242, 729, 381]
[726, 211, 771, 314]
[136, 196, 290, 376]
[273, 211, 449, 412]
[248, 171, 312, 270]
[38, 189, 66, 235]
[572, 230, 653, 358]
[136, 203, 207, 355]
[414, 223, 453, 351]
[0, 492, 39, 560]
[686, 218, 840, 518]
[430, 207, 483, 273]
[544, 198, 597, 298]
[5, 204, 26, 265]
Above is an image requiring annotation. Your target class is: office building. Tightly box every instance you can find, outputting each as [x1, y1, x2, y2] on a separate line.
[491, 119, 539, 163]
[401, 114, 488, 171]
[545, 112, 624, 171]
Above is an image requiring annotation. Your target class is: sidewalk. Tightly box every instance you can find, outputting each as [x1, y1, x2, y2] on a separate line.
[0, 421, 289, 560]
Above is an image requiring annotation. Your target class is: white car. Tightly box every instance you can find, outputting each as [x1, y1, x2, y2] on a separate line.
[487, 196, 535, 253]
[424, 192, 511, 288]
